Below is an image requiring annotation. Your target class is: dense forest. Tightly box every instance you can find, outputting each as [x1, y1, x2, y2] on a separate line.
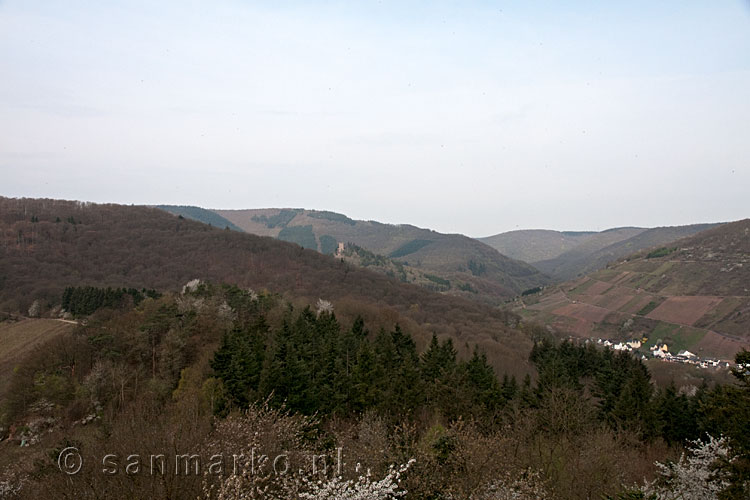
[1, 282, 748, 498]
[61, 286, 160, 317]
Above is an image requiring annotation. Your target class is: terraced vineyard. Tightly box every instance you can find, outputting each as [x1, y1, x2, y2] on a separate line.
[518, 219, 750, 360]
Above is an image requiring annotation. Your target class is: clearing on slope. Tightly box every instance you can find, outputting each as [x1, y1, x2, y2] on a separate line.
[0, 318, 74, 398]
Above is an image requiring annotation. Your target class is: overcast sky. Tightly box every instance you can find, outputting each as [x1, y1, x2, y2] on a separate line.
[1, 1, 749, 236]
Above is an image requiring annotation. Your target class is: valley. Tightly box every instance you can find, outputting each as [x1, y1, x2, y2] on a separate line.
[517, 219, 750, 361]
[481, 224, 720, 281]
[1, 197, 748, 500]
[3, 3, 748, 496]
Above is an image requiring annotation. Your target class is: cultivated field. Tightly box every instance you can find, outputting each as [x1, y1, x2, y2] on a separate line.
[646, 296, 725, 326]
[0, 318, 74, 398]
[694, 330, 749, 361]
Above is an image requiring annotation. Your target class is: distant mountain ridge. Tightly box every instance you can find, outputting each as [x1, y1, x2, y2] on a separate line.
[481, 224, 722, 281]
[213, 208, 550, 304]
[479, 228, 640, 264]
[534, 223, 721, 281]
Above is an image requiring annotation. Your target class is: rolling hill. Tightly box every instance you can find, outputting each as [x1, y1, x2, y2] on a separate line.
[516, 219, 750, 360]
[156, 205, 244, 232]
[212, 208, 550, 304]
[481, 224, 721, 281]
[478, 229, 601, 263]
[0, 197, 538, 377]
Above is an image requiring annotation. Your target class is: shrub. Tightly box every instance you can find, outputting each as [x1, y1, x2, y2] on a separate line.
[641, 435, 732, 500]
[646, 247, 677, 259]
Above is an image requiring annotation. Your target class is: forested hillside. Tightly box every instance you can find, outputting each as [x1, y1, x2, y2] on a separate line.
[214, 208, 550, 304]
[0, 197, 533, 376]
[1, 283, 748, 499]
[156, 205, 244, 232]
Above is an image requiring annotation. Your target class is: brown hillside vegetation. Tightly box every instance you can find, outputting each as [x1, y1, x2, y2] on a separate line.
[0, 197, 535, 377]
[213, 208, 549, 304]
[517, 219, 750, 360]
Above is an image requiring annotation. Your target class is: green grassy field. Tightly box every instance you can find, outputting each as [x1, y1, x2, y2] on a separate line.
[665, 326, 707, 354]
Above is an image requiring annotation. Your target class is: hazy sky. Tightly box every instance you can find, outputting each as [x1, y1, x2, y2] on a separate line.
[1, 1, 749, 236]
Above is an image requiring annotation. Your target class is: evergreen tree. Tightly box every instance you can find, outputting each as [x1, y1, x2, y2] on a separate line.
[463, 346, 503, 411]
[421, 334, 445, 382]
[698, 350, 750, 499]
[519, 373, 536, 408]
[420, 335, 459, 411]
[609, 367, 654, 435]
[653, 383, 697, 445]
[350, 340, 379, 412]
[501, 374, 519, 402]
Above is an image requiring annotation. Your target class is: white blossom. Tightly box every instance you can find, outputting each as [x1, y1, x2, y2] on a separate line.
[27, 300, 40, 318]
[316, 299, 333, 315]
[182, 279, 202, 294]
[299, 459, 414, 500]
[469, 468, 549, 500]
[642, 435, 732, 500]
